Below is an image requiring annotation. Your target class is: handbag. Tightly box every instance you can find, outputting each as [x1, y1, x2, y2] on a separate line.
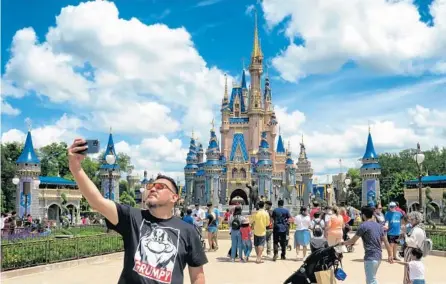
[315, 269, 337, 284]
[334, 261, 347, 281]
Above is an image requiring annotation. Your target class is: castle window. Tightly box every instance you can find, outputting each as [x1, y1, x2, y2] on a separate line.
[232, 168, 238, 178]
[234, 103, 240, 117]
[240, 168, 247, 178]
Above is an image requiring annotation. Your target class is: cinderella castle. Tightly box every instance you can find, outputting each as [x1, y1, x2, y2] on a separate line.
[183, 13, 314, 207]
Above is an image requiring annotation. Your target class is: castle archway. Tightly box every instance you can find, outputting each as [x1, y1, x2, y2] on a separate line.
[230, 189, 248, 205]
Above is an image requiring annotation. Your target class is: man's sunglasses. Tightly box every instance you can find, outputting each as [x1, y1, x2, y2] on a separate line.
[146, 182, 176, 194]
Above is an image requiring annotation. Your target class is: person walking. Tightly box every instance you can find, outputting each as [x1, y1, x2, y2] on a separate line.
[293, 207, 312, 260]
[385, 202, 404, 260]
[205, 206, 218, 251]
[403, 211, 427, 284]
[342, 206, 393, 284]
[182, 209, 194, 226]
[240, 218, 253, 262]
[251, 201, 270, 263]
[271, 200, 291, 261]
[326, 206, 344, 247]
[265, 201, 274, 255]
[207, 202, 220, 251]
[192, 203, 206, 239]
[229, 205, 244, 262]
[68, 139, 207, 284]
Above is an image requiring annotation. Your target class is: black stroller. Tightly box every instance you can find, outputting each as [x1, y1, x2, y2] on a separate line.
[283, 245, 343, 284]
[195, 225, 206, 250]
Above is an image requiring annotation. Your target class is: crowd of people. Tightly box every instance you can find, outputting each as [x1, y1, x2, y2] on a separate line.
[176, 198, 430, 284]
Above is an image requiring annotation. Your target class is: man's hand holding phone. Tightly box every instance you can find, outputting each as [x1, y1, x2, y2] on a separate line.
[68, 139, 100, 172]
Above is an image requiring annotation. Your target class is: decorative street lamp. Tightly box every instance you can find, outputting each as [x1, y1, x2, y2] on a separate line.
[12, 176, 20, 185]
[413, 143, 425, 214]
[106, 150, 116, 201]
[139, 187, 145, 208]
[343, 176, 351, 204]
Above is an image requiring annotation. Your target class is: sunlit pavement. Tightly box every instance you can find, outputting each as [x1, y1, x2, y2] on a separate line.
[2, 239, 444, 284]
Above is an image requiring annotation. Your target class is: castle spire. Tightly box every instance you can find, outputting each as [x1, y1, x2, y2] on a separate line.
[251, 8, 263, 61]
[101, 131, 119, 168]
[223, 74, 228, 101]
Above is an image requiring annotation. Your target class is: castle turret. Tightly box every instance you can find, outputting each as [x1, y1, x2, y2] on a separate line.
[256, 131, 273, 200]
[296, 134, 313, 207]
[197, 143, 204, 164]
[100, 129, 121, 202]
[126, 165, 139, 195]
[204, 125, 223, 205]
[285, 142, 299, 206]
[15, 129, 41, 218]
[275, 129, 286, 172]
[248, 9, 264, 153]
[264, 73, 272, 112]
[184, 132, 199, 207]
[360, 128, 381, 206]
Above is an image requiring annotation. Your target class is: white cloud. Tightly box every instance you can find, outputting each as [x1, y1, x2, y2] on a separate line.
[1, 114, 81, 148]
[280, 106, 446, 174]
[2, 0, 228, 138]
[262, 0, 446, 81]
[1, 99, 21, 116]
[274, 106, 306, 137]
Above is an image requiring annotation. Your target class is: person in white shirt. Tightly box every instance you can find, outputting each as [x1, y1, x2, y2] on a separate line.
[403, 211, 426, 284]
[192, 203, 206, 237]
[397, 247, 425, 284]
[293, 207, 312, 260]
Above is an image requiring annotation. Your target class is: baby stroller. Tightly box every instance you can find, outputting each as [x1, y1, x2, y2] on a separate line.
[195, 225, 206, 250]
[283, 245, 343, 284]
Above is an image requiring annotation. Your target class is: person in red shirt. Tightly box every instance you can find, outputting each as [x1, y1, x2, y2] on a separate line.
[310, 202, 321, 220]
[223, 209, 230, 223]
[340, 207, 351, 241]
[395, 202, 406, 216]
[240, 218, 253, 262]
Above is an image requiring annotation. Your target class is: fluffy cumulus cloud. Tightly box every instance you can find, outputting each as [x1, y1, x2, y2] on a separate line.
[274, 106, 306, 137]
[278, 105, 446, 173]
[262, 0, 446, 81]
[1, 114, 82, 147]
[2, 0, 227, 138]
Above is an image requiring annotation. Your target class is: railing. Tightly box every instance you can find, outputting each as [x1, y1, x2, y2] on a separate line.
[1, 234, 124, 271]
[1, 225, 108, 243]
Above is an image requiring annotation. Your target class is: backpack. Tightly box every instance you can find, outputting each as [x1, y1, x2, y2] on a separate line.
[313, 218, 324, 233]
[231, 216, 241, 230]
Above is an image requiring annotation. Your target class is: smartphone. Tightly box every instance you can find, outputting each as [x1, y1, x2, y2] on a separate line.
[77, 139, 100, 155]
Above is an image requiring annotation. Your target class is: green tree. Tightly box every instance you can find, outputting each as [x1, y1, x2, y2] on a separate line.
[1, 143, 23, 212]
[346, 168, 361, 209]
[119, 180, 129, 195]
[120, 190, 136, 207]
[39, 142, 70, 177]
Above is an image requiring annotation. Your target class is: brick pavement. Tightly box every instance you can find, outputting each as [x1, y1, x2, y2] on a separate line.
[2, 239, 444, 284]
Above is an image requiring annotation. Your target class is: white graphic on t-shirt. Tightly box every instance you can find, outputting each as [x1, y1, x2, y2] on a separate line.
[134, 221, 180, 283]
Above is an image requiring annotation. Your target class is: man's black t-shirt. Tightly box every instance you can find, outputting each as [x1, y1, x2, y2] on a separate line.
[105, 203, 208, 284]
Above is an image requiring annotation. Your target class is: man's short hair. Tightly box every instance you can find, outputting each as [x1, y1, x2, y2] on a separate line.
[194, 203, 199, 207]
[207, 202, 213, 207]
[313, 201, 319, 207]
[258, 201, 265, 208]
[155, 174, 179, 194]
[314, 211, 321, 219]
[186, 209, 192, 215]
[265, 201, 272, 206]
[361, 206, 375, 219]
[278, 199, 284, 206]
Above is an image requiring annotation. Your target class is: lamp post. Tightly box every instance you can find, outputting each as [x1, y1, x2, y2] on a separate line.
[12, 176, 20, 215]
[139, 187, 145, 209]
[105, 151, 116, 201]
[413, 143, 425, 214]
[344, 176, 351, 202]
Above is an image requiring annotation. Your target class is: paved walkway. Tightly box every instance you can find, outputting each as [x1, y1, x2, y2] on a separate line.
[2, 239, 444, 284]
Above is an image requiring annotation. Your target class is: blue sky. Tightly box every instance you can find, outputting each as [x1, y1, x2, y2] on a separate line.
[2, 0, 446, 182]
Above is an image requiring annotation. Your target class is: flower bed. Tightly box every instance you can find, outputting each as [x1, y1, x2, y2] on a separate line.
[1, 233, 123, 271]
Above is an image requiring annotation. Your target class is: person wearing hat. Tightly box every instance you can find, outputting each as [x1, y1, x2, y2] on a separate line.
[385, 201, 404, 260]
[240, 218, 253, 262]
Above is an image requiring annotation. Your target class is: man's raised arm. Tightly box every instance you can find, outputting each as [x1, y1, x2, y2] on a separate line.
[68, 138, 118, 225]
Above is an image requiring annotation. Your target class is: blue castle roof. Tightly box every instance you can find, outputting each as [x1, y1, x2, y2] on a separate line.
[260, 131, 269, 149]
[405, 175, 446, 185]
[229, 87, 246, 112]
[208, 129, 219, 149]
[276, 135, 285, 153]
[17, 131, 40, 164]
[286, 151, 294, 165]
[39, 176, 76, 186]
[363, 132, 378, 160]
[241, 69, 247, 89]
[100, 133, 120, 169]
[230, 133, 249, 162]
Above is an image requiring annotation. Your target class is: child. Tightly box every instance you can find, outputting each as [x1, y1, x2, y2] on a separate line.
[240, 218, 252, 262]
[397, 248, 425, 284]
[310, 226, 328, 253]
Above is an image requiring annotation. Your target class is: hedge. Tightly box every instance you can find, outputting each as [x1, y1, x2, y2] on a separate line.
[1, 234, 123, 271]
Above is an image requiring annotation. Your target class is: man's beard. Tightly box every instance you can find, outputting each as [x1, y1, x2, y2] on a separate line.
[145, 199, 169, 209]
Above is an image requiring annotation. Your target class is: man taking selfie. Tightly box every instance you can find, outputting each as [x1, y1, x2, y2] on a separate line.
[68, 138, 207, 284]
